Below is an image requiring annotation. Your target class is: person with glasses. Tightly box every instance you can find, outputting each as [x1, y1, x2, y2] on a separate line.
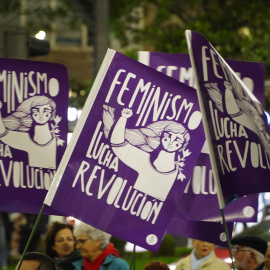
[74, 222, 130, 270]
[231, 235, 267, 270]
[175, 239, 230, 270]
[44, 222, 83, 270]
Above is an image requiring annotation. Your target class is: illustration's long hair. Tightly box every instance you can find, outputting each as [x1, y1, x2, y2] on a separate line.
[126, 121, 190, 153]
[103, 105, 190, 153]
[3, 96, 56, 132]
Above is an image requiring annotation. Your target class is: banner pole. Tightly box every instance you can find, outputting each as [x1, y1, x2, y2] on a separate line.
[16, 204, 46, 270]
[186, 29, 235, 269]
[129, 244, 136, 270]
[220, 208, 235, 270]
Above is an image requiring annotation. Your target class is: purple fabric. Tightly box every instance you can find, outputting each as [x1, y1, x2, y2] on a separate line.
[138, 52, 265, 103]
[0, 58, 68, 215]
[46, 50, 205, 252]
[168, 219, 234, 247]
[139, 51, 260, 223]
[186, 30, 270, 205]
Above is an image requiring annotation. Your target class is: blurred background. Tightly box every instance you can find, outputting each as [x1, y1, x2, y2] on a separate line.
[1, 0, 270, 269]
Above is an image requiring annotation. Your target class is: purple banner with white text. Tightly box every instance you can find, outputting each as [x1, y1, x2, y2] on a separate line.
[186, 30, 270, 205]
[139, 51, 261, 222]
[0, 58, 69, 215]
[45, 49, 205, 252]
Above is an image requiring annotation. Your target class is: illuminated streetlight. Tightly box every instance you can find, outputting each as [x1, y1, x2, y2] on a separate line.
[35, 30, 46, 40]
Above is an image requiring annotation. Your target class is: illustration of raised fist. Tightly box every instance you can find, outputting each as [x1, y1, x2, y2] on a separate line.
[121, 108, 133, 118]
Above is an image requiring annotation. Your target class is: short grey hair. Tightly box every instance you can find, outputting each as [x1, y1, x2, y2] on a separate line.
[245, 247, 264, 264]
[74, 222, 111, 250]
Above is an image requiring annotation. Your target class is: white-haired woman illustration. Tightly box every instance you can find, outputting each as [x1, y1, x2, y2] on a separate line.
[0, 96, 63, 169]
[224, 81, 270, 155]
[110, 108, 191, 201]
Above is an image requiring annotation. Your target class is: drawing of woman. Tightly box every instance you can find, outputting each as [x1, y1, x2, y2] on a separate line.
[224, 81, 270, 156]
[0, 96, 63, 169]
[109, 108, 191, 201]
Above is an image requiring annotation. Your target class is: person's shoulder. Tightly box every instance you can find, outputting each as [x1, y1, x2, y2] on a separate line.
[107, 256, 129, 269]
[253, 262, 265, 270]
[175, 255, 191, 270]
[212, 256, 230, 269]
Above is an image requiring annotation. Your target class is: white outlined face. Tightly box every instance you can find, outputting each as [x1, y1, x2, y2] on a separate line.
[32, 104, 52, 124]
[161, 131, 184, 152]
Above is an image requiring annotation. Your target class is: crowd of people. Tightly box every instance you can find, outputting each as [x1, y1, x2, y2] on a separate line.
[174, 236, 269, 270]
[1, 213, 270, 270]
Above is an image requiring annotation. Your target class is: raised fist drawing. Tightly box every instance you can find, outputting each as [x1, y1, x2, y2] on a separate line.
[121, 108, 133, 119]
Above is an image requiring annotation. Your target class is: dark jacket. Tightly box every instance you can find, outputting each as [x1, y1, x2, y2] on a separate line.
[56, 250, 83, 270]
[254, 262, 265, 270]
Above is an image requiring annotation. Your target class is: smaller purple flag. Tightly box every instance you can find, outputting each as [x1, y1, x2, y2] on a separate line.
[168, 219, 234, 248]
[176, 152, 259, 222]
[44, 49, 205, 252]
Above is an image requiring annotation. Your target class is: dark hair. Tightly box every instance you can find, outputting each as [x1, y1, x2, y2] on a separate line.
[21, 252, 58, 270]
[44, 222, 75, 258]
[144, 261, 170, 270]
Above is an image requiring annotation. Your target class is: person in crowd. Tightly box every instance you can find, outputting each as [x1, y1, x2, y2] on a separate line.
[264, 242, 270, 270]
[144, 261, 170, 270]
[74, 222, 130, 270]
[16, 252, 59, 270]
[0, 214, 7, 270]
[19, 214, 49, 254]
[175, 239, 230, 270]
[44, 222, 83, 270]
[10, 213, 26, 259]
[231, 235, 268, 270]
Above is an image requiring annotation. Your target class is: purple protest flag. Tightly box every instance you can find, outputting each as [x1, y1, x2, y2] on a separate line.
[138, 51, 261, 223]
[174, 152, 259, 222]
[44, 49, 205, 252]
[0, 58, 69, 215]
[168, 219, 234, 248]
[186, 30, 270, 208]
[138, 52, 196, 89]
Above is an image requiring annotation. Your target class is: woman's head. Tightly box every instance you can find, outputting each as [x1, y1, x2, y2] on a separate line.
[192, 239, 215, 259]
[161, 122, 189, 152]
[125, 120, 190, 153]
[44, 222, 75, 259]
[161, 131, 185, 152]
[74, 222, 111, 262]
[31, 104, 53, 125]
[144, 261, 170, 270]
[4, 96, 56, 131]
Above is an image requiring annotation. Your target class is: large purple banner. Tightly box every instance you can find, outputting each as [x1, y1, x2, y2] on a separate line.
[186, 30, 270, 206]
[45, 49, 205, 252]
[0, 58, 69, 214]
